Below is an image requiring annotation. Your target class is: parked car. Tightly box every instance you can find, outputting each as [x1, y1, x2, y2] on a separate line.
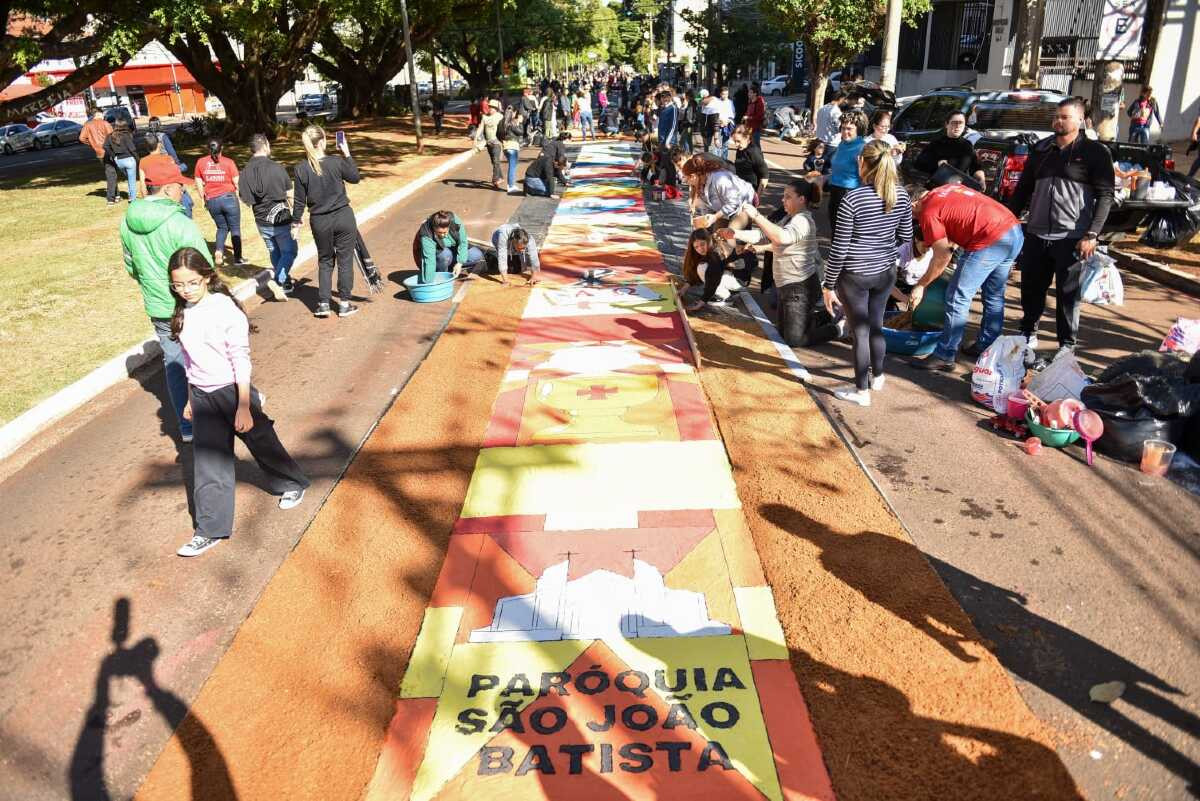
[103, 106, 137, 131]
[32, 119, 83, 149]
[760, 74, 790, 96]
[895, 87, 1182, 238]
[1, 123, 36, 155]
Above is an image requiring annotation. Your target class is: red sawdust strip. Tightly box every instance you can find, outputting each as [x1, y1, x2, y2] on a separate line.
[687, 314, 1085, 801]
[133, 281, 529, 801]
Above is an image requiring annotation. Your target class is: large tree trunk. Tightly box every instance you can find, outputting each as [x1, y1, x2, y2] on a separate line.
[166, 5, 329, 139]
[0, 52, 125, 123]
[806, 45, 829, 112]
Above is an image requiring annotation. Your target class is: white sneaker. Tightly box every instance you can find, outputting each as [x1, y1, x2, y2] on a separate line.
[177, 534, 220, 557]
[181, 432, 194, 444]
[834, 387, 871, 407]
[279, 488, 306, 510]
[507, 185, 519, 194]
[870, 374, 886, 392]
[267, 279, 287, 301]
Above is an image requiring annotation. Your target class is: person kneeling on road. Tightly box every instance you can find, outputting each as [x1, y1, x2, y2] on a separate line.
[524, 151, 559, 198]
[489, 223, 541, 285]
[413, 210, 485, 283]
[908, 181, 1024, 372]
[738, 179, 843, 348]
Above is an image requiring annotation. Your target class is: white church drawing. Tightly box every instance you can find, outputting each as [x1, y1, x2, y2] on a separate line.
[469, 559, 731, 642]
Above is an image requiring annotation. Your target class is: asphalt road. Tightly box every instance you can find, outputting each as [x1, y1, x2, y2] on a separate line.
[742, 138, 1200, 800]
[0, 142, 543, 800]
[0, 139, 93, 177]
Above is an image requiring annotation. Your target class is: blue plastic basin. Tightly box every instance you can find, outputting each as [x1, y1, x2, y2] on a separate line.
[882, 311, 941, 357]
[404, 272, 456, 303]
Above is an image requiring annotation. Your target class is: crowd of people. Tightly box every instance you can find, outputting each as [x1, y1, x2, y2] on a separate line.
[95, 54, 1138, 553]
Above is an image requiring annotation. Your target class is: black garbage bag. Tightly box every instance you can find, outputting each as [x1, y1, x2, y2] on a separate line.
[1141, 209, 1192, 248]
[1082, 352, 1200, 462]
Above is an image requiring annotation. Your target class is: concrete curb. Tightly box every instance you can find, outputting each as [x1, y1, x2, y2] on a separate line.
[0, 146, 477, 464]
[1112, 247, 1200, 298]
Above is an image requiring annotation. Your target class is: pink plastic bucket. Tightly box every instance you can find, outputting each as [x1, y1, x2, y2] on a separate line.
[1006, 392, 1030, 421]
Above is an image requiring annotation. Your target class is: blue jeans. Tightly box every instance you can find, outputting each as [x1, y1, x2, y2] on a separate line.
[205, 192, 241, 253]
[257, 222, 298, 284]
[525, 176, 550, 196]
[505, 148, 519, 188]
[579, 110, 594, 138]
[933, 225, 1025, 361]
[180, 190, 194, 219]
[431, 244, 485, 281]
[152, 318, 192, 438]
[115, 156, 138, 201]
[1129, 124, 1150, 145]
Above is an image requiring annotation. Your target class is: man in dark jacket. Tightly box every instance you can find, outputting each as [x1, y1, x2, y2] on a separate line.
[524, 151, 559, 197]
[1007, 97, 1115, 361]
[240, 134, 296, 297]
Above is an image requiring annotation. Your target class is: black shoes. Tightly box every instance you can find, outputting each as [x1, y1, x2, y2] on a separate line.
[961, 341, 984, 359]
[337, 301, 359, 318]
[314, 302, 331, 318]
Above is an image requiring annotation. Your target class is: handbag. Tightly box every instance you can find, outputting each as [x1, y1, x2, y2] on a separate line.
[265, 201, 292, 226]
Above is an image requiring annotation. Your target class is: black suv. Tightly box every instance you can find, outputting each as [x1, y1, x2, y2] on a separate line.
[892, 86, 1065, 139]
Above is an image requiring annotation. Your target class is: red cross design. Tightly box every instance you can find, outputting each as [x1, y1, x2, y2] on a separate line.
[577, 384, 619, 400]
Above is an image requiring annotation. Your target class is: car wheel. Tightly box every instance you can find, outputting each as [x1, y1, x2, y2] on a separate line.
[33, 139, 41, 150]
[51, 136, 60, 147]
[3, 143, 11, 155]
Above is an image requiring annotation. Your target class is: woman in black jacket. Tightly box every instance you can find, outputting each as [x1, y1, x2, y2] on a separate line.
[293, 125, 362, 319]
[729, 125, 768, 196]
[105, 120, 139, 202]
[913, 111, 985, 187]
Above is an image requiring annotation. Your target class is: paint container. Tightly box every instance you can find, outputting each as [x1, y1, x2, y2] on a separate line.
[1140, 439, 1176, 477]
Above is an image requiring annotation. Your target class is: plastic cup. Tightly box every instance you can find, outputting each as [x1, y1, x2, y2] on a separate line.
[1140, 439, 1177, 477]
[1006, 392, 1030, 421]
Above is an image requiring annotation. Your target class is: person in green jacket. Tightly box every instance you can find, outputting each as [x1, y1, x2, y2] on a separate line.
[411, 210, 485, 283]
[120, 163, 213, 443]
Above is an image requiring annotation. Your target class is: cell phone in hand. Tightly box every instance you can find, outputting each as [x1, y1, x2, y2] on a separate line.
[335, 130, 346, 149]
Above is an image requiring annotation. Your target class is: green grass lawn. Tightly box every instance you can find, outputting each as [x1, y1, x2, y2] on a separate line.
[0, 116, 466, 425]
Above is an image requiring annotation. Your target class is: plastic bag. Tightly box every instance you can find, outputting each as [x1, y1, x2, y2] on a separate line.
[1028, 348, 1089, 401]
[971, 335, 1027, 412]
[1160, 318, 1200, 355]
[1141, 209, 1193, 249]
[1079, 250, 1124, 305]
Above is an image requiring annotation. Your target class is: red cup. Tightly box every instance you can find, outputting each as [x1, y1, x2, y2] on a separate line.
[1006, 392, 1030, 421]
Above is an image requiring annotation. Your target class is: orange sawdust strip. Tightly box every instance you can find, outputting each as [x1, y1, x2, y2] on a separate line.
[134, 281, 529, 801]
[687, 313, 1086, 801]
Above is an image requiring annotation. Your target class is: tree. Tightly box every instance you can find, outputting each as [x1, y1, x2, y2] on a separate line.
[434, 0, 593, 93]
[161, 0, 332, 138]
[309, 0, 482, 117]
[1, 2, 153, 123]
[681, 0, 791, 87]
[758, 0, 930, 108]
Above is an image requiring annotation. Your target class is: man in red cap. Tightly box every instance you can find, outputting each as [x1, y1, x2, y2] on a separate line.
[120, 162, 213, 443]
[139, 133, 195, 218]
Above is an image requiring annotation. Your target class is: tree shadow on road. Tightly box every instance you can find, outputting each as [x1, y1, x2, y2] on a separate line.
[69, 598, 238, 801]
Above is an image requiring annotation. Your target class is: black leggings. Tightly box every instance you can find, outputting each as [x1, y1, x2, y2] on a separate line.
[836, 267, 896, 390]
[702, 251, 756, 301]
[827, 185, 850, 243]
[309, 205, 358, 304]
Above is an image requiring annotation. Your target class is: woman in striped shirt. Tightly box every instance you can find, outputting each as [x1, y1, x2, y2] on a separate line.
[823, 139, 913, 407]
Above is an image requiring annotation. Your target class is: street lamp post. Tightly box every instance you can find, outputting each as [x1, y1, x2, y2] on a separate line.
[399, 0, 424, 153]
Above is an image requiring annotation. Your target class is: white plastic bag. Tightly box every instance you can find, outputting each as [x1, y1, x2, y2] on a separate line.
[1080, 251, 1124, 305]
[971, 335, 1027, 412]
[1159, 318, 1200, 355]
[1027, 348, 1089, 401]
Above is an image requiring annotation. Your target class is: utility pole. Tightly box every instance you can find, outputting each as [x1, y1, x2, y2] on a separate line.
[399, 0, 424, 153]
[879, 0, 903, 91]
[648, 15, 655, 77]
[495, 0, 506, 103]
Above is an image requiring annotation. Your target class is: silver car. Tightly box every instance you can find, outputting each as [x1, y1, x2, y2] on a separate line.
[32, 119, 82, 149]
[1, 123, 36, 155]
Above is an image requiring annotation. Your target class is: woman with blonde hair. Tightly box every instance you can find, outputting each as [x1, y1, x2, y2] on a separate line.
[680, 154, 756, 232]
[292, 124, 362, 318]
[821, 139, 913, 407]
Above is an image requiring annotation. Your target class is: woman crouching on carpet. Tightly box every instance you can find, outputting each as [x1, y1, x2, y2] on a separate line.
[681, 228, 753, 312]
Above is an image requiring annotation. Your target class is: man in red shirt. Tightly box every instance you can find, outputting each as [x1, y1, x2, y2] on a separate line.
[908, 182, 1024, 371]
[743, 84, 767, 147]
